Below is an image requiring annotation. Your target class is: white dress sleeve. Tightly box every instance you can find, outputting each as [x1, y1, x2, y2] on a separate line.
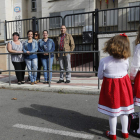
[126, 58, 129, 71]
[130, 44, 140, 80]
[98, 59, 105, 80]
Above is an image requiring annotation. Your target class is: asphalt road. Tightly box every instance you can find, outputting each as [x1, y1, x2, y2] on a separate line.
[0, 89, 139, 140]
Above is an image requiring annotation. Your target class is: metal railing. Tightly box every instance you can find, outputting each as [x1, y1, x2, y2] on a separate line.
[5, 16, 63, 40]
[5, 12, 99, 70]
[0, 51, 100, 89]
[98, 5, 140, 34]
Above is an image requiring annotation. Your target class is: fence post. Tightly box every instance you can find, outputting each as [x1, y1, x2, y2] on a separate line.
[95, 9, 99, 74]
[32, 16, 37, 32]
[139, 5, 140, 24]
[5, 20, 7, 42]
[98, 51, 100, 90]
[92, 12, 95, 71]
[62, 17, 65, 25]
[49, 52, 51, 87]
[8, 54, 11, 86]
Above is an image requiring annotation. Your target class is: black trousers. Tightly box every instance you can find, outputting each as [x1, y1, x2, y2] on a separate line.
[12, 61, 26, 82]
[37, 55, 42, 80]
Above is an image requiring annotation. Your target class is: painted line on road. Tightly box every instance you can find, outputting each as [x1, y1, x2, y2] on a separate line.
[13, 124, 94, 139]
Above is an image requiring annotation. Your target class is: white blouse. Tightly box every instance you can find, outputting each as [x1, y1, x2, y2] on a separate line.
[130, 44, 140, 80]
[98, 56, 129, 79]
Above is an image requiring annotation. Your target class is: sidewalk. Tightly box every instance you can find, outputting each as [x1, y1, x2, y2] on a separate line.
[0, 73, 101, 94]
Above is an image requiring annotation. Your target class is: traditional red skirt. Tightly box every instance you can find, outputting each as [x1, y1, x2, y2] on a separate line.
[98, 74, 134, 117]
[134, 71, 140, 106]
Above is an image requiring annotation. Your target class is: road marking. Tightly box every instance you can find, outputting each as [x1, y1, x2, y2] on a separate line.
[13, 124, 94, 139]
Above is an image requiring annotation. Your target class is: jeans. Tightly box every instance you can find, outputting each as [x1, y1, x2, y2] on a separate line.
[25, 58, 38, 83]
[41, 57, 54, 81]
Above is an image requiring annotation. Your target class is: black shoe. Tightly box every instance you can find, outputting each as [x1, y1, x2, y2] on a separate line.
[21, 81, 25, 84]
[57, 80, 64, 83]
[27, 77, 30, 82]
[18, 82, 21, 85]
[43, 81, 47, 84]
[129, 129, 140, 138]
[65, 80, 70, 83]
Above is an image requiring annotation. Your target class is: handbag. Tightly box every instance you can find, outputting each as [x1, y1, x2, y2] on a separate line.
[128, 112, 139, 137]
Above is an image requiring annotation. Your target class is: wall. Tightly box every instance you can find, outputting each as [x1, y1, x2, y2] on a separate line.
[0, 45, 7, 71]
[118, 0, 140, 8]
[26, 0, 42, 18]
[22, 0, 28, 19]
[98, 32, 137, 73]
[40, 0, 96, 37]
[0, 0, 12, 42]
[42, 0, 95, 17]
[96, 0, 118, 10]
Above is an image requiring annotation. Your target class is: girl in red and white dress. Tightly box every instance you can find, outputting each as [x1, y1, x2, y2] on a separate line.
[130, 25, 140, 137]
[98, 33, 134, 140]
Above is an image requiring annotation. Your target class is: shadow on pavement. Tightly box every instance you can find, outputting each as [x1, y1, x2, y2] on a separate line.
[19, 104, 122, 139]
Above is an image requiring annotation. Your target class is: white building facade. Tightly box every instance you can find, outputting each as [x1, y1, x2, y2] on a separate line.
[1, 0, 140, 41]
[0, 0, 97, 41]
[0, 0, 140, 73]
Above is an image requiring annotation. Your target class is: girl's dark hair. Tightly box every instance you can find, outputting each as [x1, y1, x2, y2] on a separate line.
[12, 32, 19, 37]
[27, 30, 34, 36]
[43, 30, 48, 34]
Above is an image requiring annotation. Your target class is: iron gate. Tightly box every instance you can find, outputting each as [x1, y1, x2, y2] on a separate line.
[63, 11, 98, 71]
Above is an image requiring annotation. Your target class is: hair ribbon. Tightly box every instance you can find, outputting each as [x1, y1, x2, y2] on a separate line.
[120, 33, 127, 37]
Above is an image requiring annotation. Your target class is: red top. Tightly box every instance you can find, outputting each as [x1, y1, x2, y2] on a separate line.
[60, 34, 65, 51]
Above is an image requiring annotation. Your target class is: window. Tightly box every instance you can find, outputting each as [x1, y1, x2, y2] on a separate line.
[65, 9, 85, 27]
[49, 9, 85, 29]
[99, 10, 118, 26]
[31, 0, 37, 12]
[129, 2, 140, 21]
[49, 12, 61, 28]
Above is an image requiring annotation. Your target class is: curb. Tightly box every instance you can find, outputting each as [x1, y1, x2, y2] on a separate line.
[0, 84, 100, 95]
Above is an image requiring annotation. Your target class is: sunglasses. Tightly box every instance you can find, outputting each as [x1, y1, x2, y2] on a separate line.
[34, 34, 38, 36]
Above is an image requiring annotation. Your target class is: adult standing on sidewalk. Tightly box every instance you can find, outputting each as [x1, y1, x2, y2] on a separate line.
[7, 32, 26, 85]
[23, 30, 38, 85]
[38, 30, 55, 84]
[27, 31, 40, 83]
[34, 31, 42, 83]
[56, 25, 75, 83]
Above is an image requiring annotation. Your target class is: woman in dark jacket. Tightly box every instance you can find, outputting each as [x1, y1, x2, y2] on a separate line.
[38, 30, 55, 83]
[23, 30, 38, 85]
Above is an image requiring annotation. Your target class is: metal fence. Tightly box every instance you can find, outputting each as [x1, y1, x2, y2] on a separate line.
[98, 5, 140, 34]
[5, 16, 63, 40]
[5, 11, 99, 71]
[5, 5, 140, 71]
[63, 11, 98, 71]
[0, 51, 100, 89]
[3, 5, 140, 90]
[4, 5, 140, 40]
